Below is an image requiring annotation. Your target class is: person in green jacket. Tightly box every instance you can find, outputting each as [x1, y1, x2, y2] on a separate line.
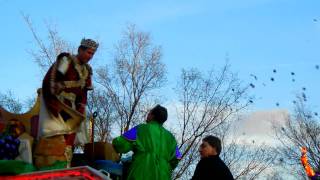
[112, 104, 182, 180]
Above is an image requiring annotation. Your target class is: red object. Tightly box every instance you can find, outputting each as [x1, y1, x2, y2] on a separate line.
[0, 166, 108, 180]
[30, 115, 39, 138]
[0, 121, 5, 133]
[64, 133, 76, 146]
[300, 146, 315, 177]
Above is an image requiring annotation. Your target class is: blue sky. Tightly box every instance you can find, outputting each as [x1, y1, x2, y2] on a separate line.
[0, 0, 320, 113]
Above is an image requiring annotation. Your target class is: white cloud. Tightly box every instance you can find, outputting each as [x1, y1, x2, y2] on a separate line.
[163, 98, 291, 147]
[233, 109, 289, 145]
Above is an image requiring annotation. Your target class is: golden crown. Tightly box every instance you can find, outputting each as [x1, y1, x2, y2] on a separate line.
[80, 38, 99, 50]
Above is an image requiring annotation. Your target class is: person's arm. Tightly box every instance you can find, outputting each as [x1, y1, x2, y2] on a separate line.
[42, 52, 70, 117]
[112, 136, 133, 153]
[85, 64, 93, 90]
[112, 126, 138, 153]
[169, 145, 182, 170]
[56, 53, 71, 75]
[50, 52, 71, 95]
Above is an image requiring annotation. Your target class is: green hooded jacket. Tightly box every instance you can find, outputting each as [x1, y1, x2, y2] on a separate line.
[113, 121, 181, 180]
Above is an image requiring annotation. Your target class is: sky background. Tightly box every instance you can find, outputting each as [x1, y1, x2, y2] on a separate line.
[0, 1, 319, 178]
[0, 0, 319, 129]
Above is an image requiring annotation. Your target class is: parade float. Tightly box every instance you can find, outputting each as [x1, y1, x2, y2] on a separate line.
[0, 89, 123, 180]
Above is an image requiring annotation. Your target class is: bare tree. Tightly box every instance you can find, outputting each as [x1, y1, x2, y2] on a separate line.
[223, 141, 275, 179]
[86, 90, 117, 142]
[22, 13, 74, 73]
[265, 170, 285, 180]
[0, 16, 71, 115]
[216, 116, 277, 179]
[0, 91, 23, 113]
[172, 65, 275, 179]
[273, 95, 320, 178]
[96, 24, 166, 134]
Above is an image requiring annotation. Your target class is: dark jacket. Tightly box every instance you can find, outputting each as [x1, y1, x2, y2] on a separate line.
[191, 155, 234, 180]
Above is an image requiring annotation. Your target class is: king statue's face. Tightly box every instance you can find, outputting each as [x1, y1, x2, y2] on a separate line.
[78, 48, 95, 64]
